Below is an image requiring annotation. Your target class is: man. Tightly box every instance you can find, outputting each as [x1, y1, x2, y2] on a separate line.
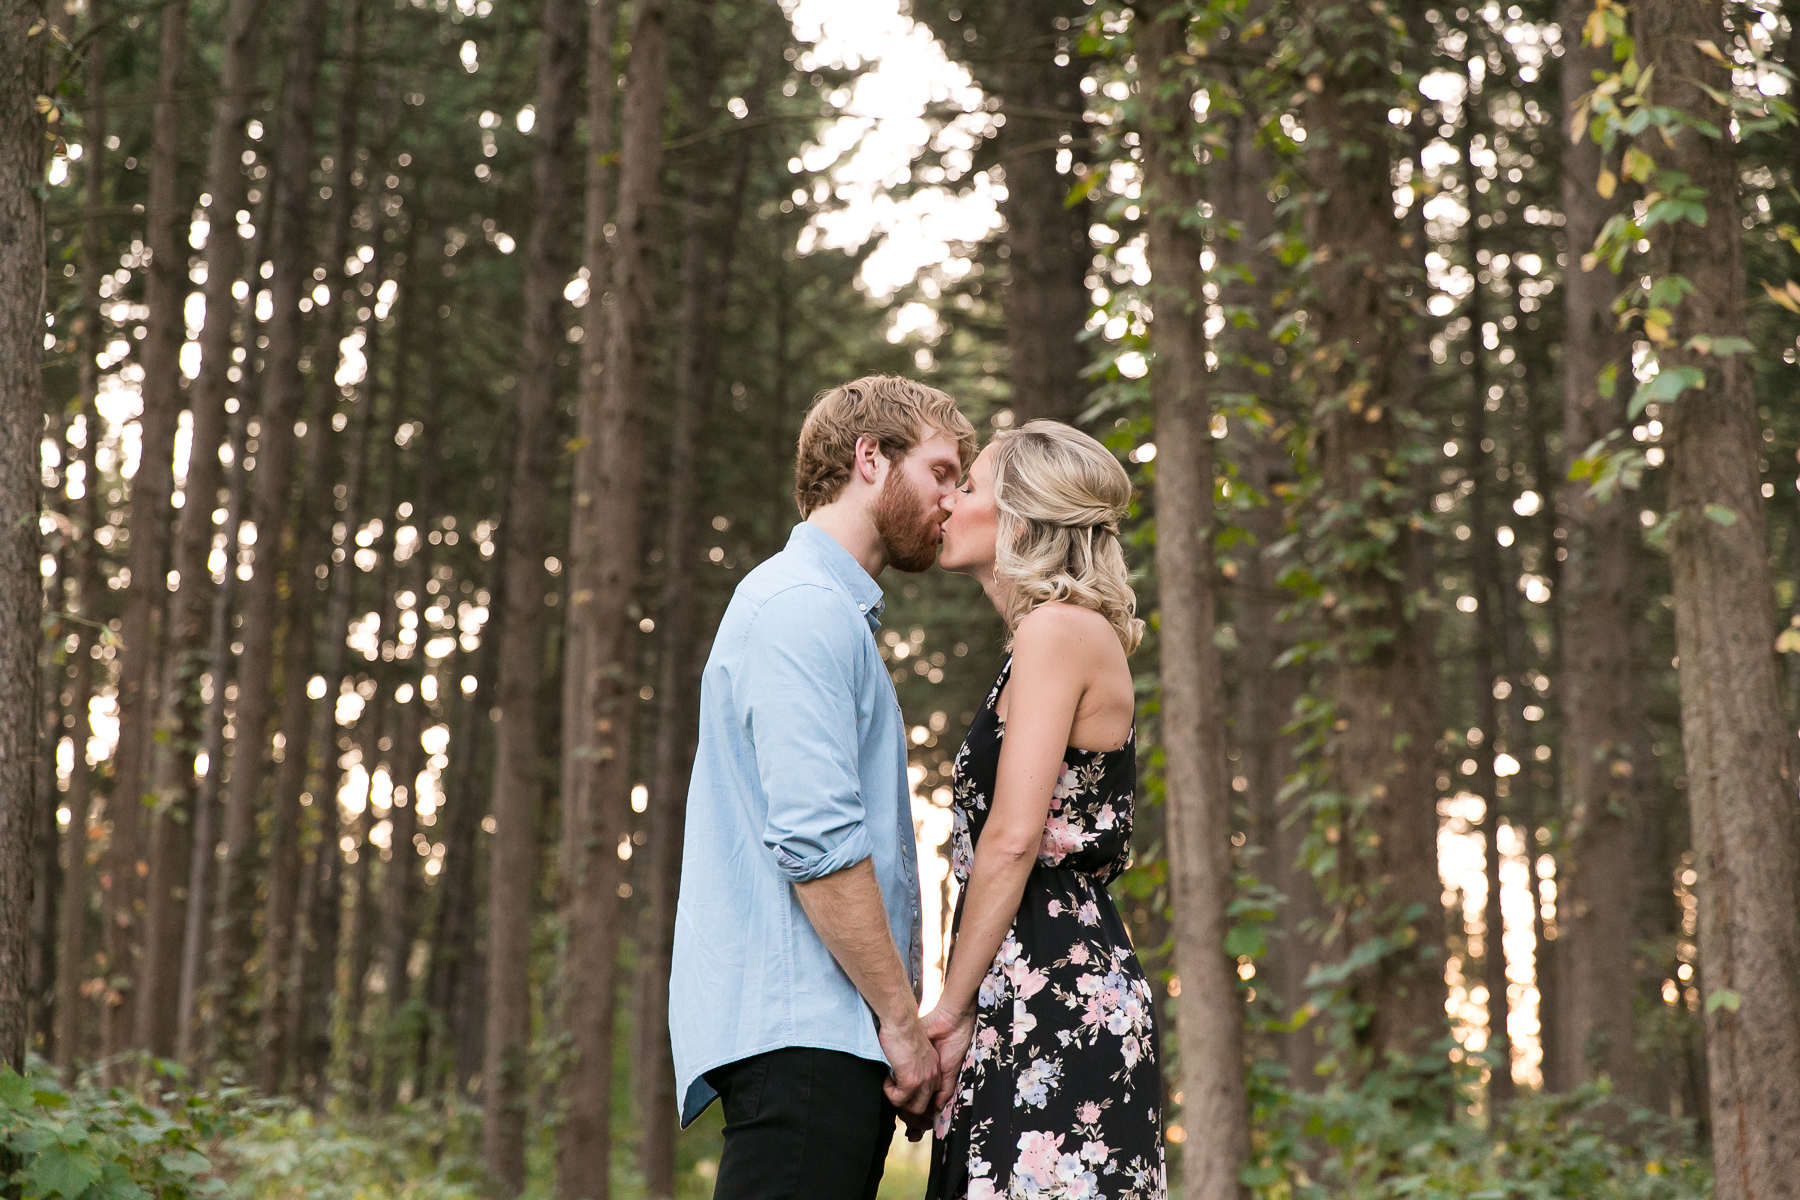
[670, 376, 979, 1198]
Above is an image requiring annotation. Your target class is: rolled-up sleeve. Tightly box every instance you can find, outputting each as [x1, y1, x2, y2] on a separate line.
[740, 586, 873, 882]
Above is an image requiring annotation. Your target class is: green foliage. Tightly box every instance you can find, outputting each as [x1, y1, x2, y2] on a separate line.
[225, 1102, 484, 1200]
[1249, 1075, 1711, 1199]
[0, 1064, 253, 1200]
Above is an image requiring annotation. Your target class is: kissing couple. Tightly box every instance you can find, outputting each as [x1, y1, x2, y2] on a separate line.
[669, 376, 1167, 1199]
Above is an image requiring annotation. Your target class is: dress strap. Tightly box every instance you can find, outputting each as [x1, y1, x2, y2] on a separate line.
[987, 654, 1014, 712]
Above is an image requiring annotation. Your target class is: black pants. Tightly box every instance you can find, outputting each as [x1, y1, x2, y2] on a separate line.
[704, 1047, 897, 1200]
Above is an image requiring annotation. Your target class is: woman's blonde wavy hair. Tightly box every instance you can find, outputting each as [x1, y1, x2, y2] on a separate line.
[990, 420, 1144, 655]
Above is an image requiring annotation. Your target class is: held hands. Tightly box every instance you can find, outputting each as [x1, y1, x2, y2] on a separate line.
[881, 1005, 978, 1143]
[878, 1010, 939, 1142]
[920, 1005, 976, 1117]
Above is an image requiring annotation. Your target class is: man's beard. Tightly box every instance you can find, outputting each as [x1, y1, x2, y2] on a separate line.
[874, 468, 941, 574]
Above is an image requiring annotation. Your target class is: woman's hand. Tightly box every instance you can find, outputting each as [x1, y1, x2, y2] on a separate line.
[921, 1005, 977, 1114]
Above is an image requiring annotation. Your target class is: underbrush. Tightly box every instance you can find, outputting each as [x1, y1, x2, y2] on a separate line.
[1247, 1062, 1712, 1200]
[1, 1057, 1709, 1200]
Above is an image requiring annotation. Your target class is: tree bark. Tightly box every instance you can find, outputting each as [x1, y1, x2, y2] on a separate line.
[1550, 0, 1660, 1115]
[30, 594, 61, 1056]
[175, 401, 252, 1063]
[1636, 0, 1800, 1189]
[422, 494, 508, 1098]
[1295, 0, 1445, 1070]
[136, 0, 269, 1068]
[332, 133, 401, 1107]
[632, 14, 766, 1189]
[1457, 95, 1513, 1109]
[1137, 5, 1248, 1195]
[177, 0, 301, 1068]
[0, 0, 47, 1078]
[556, 0, 624, 1175]
[53, 0, 111, 1075]
[1206, 4, 1320, 1090]
[265, 0, 367, 1096]
[375, 232, 435, 1110]
[481, 0, 582, 1187]
[994, 0, 1091, 425]
[100, 0, 189, 1067]
[196, 0, 330, 1080]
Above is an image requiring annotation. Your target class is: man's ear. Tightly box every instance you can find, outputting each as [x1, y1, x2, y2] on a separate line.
[853, 435, 886, 485]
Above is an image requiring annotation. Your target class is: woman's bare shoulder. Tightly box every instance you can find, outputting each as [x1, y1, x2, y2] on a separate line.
[1013, 602, 1121, 664]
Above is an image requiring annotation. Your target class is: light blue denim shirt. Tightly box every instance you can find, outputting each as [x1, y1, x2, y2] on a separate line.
[669, 521, 923, 1128]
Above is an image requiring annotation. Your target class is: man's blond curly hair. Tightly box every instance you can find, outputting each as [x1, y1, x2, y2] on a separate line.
[793, 376, 978, 518]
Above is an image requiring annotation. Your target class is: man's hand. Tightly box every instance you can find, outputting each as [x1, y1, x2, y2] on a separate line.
[791, 860, 937, 1138]
[879, 1010, 939, 1141]
[921, 1005, 976, 1114]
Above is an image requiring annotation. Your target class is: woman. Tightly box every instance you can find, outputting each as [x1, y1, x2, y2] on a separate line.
[925, 420, 1165, 1199]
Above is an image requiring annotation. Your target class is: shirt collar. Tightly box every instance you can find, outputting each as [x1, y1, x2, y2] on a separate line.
[788, 522, 886, 629]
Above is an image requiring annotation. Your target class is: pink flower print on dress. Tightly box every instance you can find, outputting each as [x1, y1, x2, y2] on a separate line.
[1012, 999, 1038, 1045]
[1051, 763, 1080, 801]
[1068, 942, 1091, 966]
[1039, 814, 1089, 865]
[1077, 1101, 1103, 1125]
[1046, 898, 1064, 917]
[1005, 957, 1049, 1000]
[1015, 1131, 1065, 1186]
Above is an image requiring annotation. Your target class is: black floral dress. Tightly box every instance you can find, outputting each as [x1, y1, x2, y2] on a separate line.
[928, 656, 1166, 1200]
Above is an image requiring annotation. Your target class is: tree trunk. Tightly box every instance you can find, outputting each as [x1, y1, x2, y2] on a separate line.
[1636, 0, 1800, 1189]
[559, 0, 618, 1144]
[144, 0, 266, 1069]
[175, 402, 252, 1063]
[423, 498, 508, 1098]
[100, 0, 189, 1067]
[1294, 0, 1444, 1071]
[994, 0, 1091, 425]
[264, 0, 367, 1096]
[0, 0, 47, 1078]
[632, 16, 766, 1189]
[186, 0, 313, 1069]
[31, 598, 61, 1056]
[199, 0, 330, 1082]
[1457, 95, 1513, 1109]
[1206, 5, 1319, 1089]
[1467, 377, 1514, 1110]
[335, 141, 402, 1107]
[345, 685, 391, 1108]
[1549, 0, 1660, 1114]
[1138, 6, 1248, 1196]
[52, 2, 110, 1073]
[375, 236, 436, 1110]
[483, 0, 583, 1187]
[294, 145, 388, 1107]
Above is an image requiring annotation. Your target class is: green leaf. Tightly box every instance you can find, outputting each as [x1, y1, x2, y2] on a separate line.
[1063, 168, 1103, 209]
[1597, 361, 1618, 399]
[1704, 503, 1738, 526]
[1224, 924, 1266, 959]
[1629, 366, 1704, 418]
[1706, 988, 1742, 1013]
[23, 1143, 104, 1200]
[156, 1150, 211, 1178]
[0, 1065, 34, 1110]
[1686, 334, 1754, 356]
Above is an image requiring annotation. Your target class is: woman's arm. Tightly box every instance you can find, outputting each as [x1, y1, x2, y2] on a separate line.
[925, 606, 1112, 1099]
